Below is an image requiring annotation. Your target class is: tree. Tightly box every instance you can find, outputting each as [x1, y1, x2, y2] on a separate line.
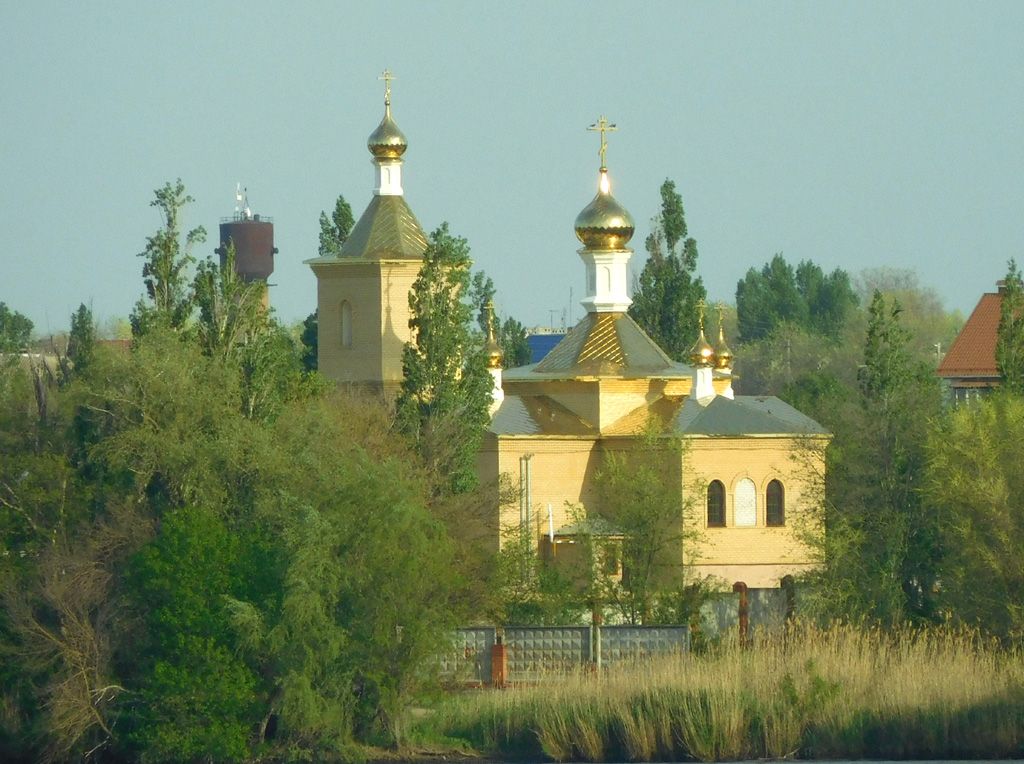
[318, 194, 354, 257]
[0, 303, 33, 353]
[801, 291, 944, 625]
[594, 428, 702, 624]
[996, 259, 1024, 394]
[191, 241, 267, 359]
[629, 179, 706, 360]
[396, 224, 492, 495]
[130, 179, 206, 336]
[66, 303, 96, 378]
[736, 254, 856, 343]
[925, 392, 1024, 638]
[300, 310, 318, 373]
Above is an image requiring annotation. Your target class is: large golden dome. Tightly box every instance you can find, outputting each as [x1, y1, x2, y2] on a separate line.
[367, 103, 407, 159]
[574, 169, 635, 250]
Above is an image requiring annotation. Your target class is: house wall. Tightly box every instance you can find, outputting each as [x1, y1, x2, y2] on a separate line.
[684, 436, 823, 588]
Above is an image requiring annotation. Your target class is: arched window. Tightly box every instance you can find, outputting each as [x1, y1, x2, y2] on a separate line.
[766, 479, 785, 527]
[707, 480, 725, 527]
[340, 301, 352, 347]
[734, 478, 757, 527]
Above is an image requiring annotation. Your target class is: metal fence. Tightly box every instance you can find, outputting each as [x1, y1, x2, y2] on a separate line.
[441, 624, 689, 684]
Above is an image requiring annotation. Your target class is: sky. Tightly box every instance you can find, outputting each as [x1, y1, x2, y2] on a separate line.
[3, 1, 1023, 336]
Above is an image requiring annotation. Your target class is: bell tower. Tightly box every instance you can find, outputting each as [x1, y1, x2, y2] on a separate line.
[306, 71, 428, 395]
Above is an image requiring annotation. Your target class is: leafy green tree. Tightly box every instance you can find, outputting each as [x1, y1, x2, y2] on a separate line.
[66, 303, 96, 378]
[0, 303, 33, 353]
[801, 291, 944, 625]
[629, 179, 706, 360]
[318, 194, 355, 257]
[127, 505, 262, 762]
[130, 179, 206, 336]
[925, 392, 1024, 638]
[300, 309, 318, 372]
[996, 259, 1024, 394]
[191, 241, 266, 358]
[736, 254, 856, 343]
[396, 224, 492, 495]
[595, 428, 701, 624]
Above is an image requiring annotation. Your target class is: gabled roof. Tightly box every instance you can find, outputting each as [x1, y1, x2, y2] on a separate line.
[674, 395, 829, 436]
[337, 195, 428, 261]
[530, 312, 676, 377]
[937, 292, 1001, 378]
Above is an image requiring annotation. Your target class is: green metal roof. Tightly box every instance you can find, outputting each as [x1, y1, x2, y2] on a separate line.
[337, 195, 427, 260]
[488, 395, 596, 436]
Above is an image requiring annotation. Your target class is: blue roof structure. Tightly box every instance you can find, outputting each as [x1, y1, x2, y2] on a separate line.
[526, 333, 565, 363]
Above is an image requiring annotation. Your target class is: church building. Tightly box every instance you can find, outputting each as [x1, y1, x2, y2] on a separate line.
[309, 77, 828, 591]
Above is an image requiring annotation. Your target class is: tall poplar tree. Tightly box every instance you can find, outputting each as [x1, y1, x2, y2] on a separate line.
[629, 179, 706, 360]
[996, 258, 1024, 395]
[396, 224, 492, 495]
[130, 179, 205, 336]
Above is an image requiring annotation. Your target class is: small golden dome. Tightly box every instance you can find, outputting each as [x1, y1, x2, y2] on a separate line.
[689, 329, 716, 367]
[484, 303, 504, 370]
[367, 103, 407, 159]
[714, 330, 734, 370]
[714, 318, 734, 370]
[574, 168, 635, 250]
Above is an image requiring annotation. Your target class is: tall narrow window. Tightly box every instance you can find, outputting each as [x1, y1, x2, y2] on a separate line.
[340, 301, 352, 347]
[707, 480, 725, 527]
[766, 479, 785, 526]
[734, 478, 756, 527]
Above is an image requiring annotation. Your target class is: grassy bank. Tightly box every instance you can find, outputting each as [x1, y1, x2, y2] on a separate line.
[418, 624, 1024, 761]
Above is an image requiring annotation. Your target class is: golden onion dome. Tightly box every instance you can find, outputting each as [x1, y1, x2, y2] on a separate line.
[714, 325, 734, 370]
[689, 329, 716, 368]
[574, 168, 635, 250]
[367, 103, 407, 159]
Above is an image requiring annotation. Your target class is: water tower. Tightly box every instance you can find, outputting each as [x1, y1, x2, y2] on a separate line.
[216, 185, 277, 307]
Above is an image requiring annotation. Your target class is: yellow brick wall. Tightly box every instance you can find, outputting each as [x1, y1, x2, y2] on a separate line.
[684, 437, 824, 587]
[313, 259, 422, 389]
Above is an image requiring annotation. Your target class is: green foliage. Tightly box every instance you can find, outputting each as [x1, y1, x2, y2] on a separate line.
[925, 392, 1024, 638]
[736, 254, 857, 343]
[996, 259, 1024, 394]
[127, 505, 261, 762]
[300, 309, 318, 372]
[0, 302, 33, 353]
[318, 194, 355, 257]
[629, 179, 706, 360]
[131, 179, 206, 336]
[397, 224, 492, 495]
[66, 303, 96, 379]
[594, 429, 701, 624]
[800, 291, 944, 625]
[192, 240, 266, 357]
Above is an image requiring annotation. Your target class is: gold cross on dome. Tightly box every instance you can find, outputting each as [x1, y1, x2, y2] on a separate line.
[587, 115, 617, 170]
[696, 299, 707, 331]
[379, 69, 395, 105]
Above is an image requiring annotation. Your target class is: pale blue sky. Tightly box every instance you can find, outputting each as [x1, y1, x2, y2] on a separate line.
[3, 1, 1022, 334]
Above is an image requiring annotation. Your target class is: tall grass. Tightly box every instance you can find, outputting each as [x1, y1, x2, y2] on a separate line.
[423, 623, 1024, 761]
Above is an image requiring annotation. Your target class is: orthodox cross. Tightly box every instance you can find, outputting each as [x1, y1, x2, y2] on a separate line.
[696, 298, 707, 332]
[379, 69, 395, 105]
[588, 115, 617, 169]
[716, 302, 726, 329]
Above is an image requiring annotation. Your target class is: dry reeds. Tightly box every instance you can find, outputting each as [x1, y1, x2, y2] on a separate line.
[426, 623, 1024, 761]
